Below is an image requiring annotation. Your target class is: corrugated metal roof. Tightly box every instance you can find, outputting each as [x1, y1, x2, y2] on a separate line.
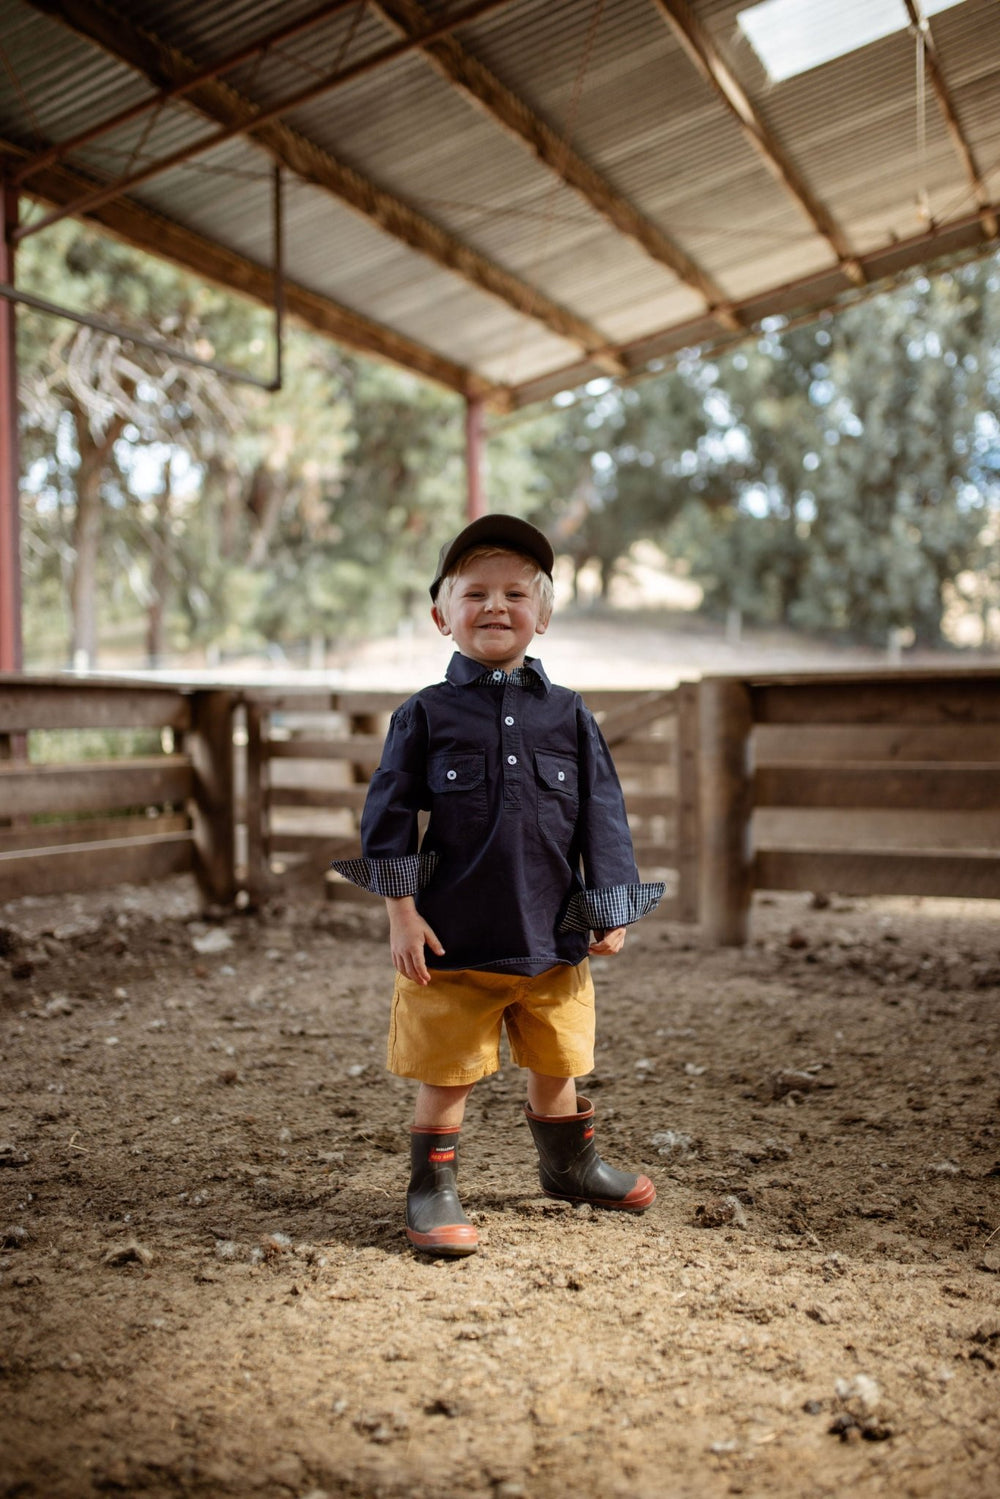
[1, 0, 998, 407]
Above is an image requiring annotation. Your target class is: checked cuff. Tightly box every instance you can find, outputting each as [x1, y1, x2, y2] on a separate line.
[330, 851, 440, 899]
[559, 881, 666, 934]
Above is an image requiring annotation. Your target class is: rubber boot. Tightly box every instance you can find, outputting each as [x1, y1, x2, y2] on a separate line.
[405, 1126, 479, 1256]
[524, 1095, 656, 1212]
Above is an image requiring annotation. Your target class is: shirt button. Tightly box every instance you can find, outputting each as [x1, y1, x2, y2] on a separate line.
[504, 715, 515, 726]
[507, 754, 517, 766]
[446, 769, 457, 780]
[557, 771, 566, 781]
[492, 670, 503, 681]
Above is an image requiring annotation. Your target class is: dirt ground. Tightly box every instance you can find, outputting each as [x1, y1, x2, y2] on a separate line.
[2, 875, 999, 1499]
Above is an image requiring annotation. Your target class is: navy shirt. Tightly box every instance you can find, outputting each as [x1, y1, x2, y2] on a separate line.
[331, 652, 664, 976]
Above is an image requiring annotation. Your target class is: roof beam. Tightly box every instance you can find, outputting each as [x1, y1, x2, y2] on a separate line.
[14, 0, 362, 187]
[20, 0, 624, 372]
[904, 0, 998, 240]
[506, 199, 999, 408]
[648, 0, 866, 287]
[0, 140, 501, 402]
[369, 0, 743, 333]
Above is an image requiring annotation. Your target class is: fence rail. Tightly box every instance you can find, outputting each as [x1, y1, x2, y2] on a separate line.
[3, 669, 1000, 942]
[699, 668, 1000, 942]
[0, 675, 236, 905]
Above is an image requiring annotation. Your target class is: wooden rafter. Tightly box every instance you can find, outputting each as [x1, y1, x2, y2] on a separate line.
[904, 0, 999, 240]
[14, 0, 362, 187]
[0, 140, 501, 402]
[369, 0, 743, 333]
[648, 0, 866, 288]
[505, 198, 998, 409]
[22, 0, 625, 373]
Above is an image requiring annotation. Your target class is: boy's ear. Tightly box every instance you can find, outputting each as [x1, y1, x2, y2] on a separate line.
[431, 604, 452, 638]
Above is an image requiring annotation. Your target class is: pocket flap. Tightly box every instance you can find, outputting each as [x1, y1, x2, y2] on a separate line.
[536, 752, 577, 794]
[428, 751, 485, 793]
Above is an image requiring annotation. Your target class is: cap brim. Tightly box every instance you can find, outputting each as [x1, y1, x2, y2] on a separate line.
[430, 515, 554, 600]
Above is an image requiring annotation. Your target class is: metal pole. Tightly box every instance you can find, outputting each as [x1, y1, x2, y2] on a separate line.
[464, 395, 487, 519]
[0, 176, 22, 672]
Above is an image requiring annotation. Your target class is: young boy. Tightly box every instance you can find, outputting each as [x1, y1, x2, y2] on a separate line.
[332, 515, 664, 1256]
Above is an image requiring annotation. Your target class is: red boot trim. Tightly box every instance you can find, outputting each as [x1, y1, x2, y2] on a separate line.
[406, 1222, 479, 1256]
[541, 1174, 657, 1213]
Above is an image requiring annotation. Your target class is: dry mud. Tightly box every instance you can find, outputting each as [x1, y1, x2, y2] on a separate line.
[2, 879, 999, 1499]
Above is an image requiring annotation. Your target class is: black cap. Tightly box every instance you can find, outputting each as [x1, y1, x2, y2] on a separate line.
[429, 514, 554, 601]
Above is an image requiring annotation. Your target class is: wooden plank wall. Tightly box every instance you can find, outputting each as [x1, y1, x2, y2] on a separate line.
[698, 669, 1000, 943]
[243, 687, 698, 921]
[0, 677, 236, 904]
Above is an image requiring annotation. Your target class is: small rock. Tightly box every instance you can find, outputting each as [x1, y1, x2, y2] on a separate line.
[770, 1068, 820, 1100]
[102, 1240, 154, 1268]
[835, 1374, 881, 1414]
[694, 1195, 747, 1229]
[191, 928, 234, 955]
[650, 1130, 696, 1160]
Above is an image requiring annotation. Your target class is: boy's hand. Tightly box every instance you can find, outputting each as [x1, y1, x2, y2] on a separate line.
[386, 896, 444, 985]
[589, 926, 626, 955]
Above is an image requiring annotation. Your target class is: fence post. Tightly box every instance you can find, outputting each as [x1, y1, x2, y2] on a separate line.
[698, 676, 753, 945]
[243, 696, 269, 907]
[188, 688, 237, 907]
[674, 681, 700, 924]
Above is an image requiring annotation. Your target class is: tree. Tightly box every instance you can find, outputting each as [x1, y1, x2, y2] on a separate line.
[672, 254, 1000, 646]
[508, 365, 727, 601]
[18, 220, 255, 666]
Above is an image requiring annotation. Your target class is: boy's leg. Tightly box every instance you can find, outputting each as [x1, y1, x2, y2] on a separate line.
[407, 1080, 478, 1257]
[525, 1073, 577, 1116]
[524, 1071, 656, 1213]
[414, 1081, 474, 1129]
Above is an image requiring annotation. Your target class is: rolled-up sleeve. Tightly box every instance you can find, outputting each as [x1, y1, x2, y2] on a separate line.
[559, 707, 665, 931]
[330, 704, 437, 896]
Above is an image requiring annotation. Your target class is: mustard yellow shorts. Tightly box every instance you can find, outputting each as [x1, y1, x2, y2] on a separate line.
[387, 960, 596, 1086]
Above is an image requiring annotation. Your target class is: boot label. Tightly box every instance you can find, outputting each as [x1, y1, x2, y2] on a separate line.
[429, 1146, 456, 1163]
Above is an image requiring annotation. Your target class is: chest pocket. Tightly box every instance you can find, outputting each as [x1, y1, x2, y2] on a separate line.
[535, 751, 579, 845]
[427, 751, 488, 840]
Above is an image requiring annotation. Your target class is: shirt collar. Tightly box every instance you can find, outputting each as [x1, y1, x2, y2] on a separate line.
[445, 651, 551, 694]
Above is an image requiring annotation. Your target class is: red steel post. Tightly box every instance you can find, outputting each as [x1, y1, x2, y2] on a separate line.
[0, 176, 22, 672]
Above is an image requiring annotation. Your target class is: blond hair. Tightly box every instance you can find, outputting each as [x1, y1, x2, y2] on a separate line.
[435, 544, 554, 622]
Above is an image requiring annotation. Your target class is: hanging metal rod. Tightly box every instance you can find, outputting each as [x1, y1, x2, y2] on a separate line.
[3, 165, 285, 392]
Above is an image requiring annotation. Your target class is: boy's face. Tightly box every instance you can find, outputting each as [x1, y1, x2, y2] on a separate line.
[431, 552, 549, 672]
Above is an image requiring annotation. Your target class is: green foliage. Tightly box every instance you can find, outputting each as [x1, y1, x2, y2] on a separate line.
[670, 256, 1000, 645]
[13, 213, 1000, 663]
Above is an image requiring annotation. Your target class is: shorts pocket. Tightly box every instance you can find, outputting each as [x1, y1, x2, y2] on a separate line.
[535, 751, 579, 845]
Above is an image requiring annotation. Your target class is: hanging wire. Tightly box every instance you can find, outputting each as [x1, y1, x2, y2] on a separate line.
[914, 16, 931, 225]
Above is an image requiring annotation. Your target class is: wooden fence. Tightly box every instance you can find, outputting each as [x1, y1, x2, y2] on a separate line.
[0, 676, 236, 905]
[4, 670, 1000, 943]
[698, 668, 1000, 943]
[242, 685, 700, 922]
